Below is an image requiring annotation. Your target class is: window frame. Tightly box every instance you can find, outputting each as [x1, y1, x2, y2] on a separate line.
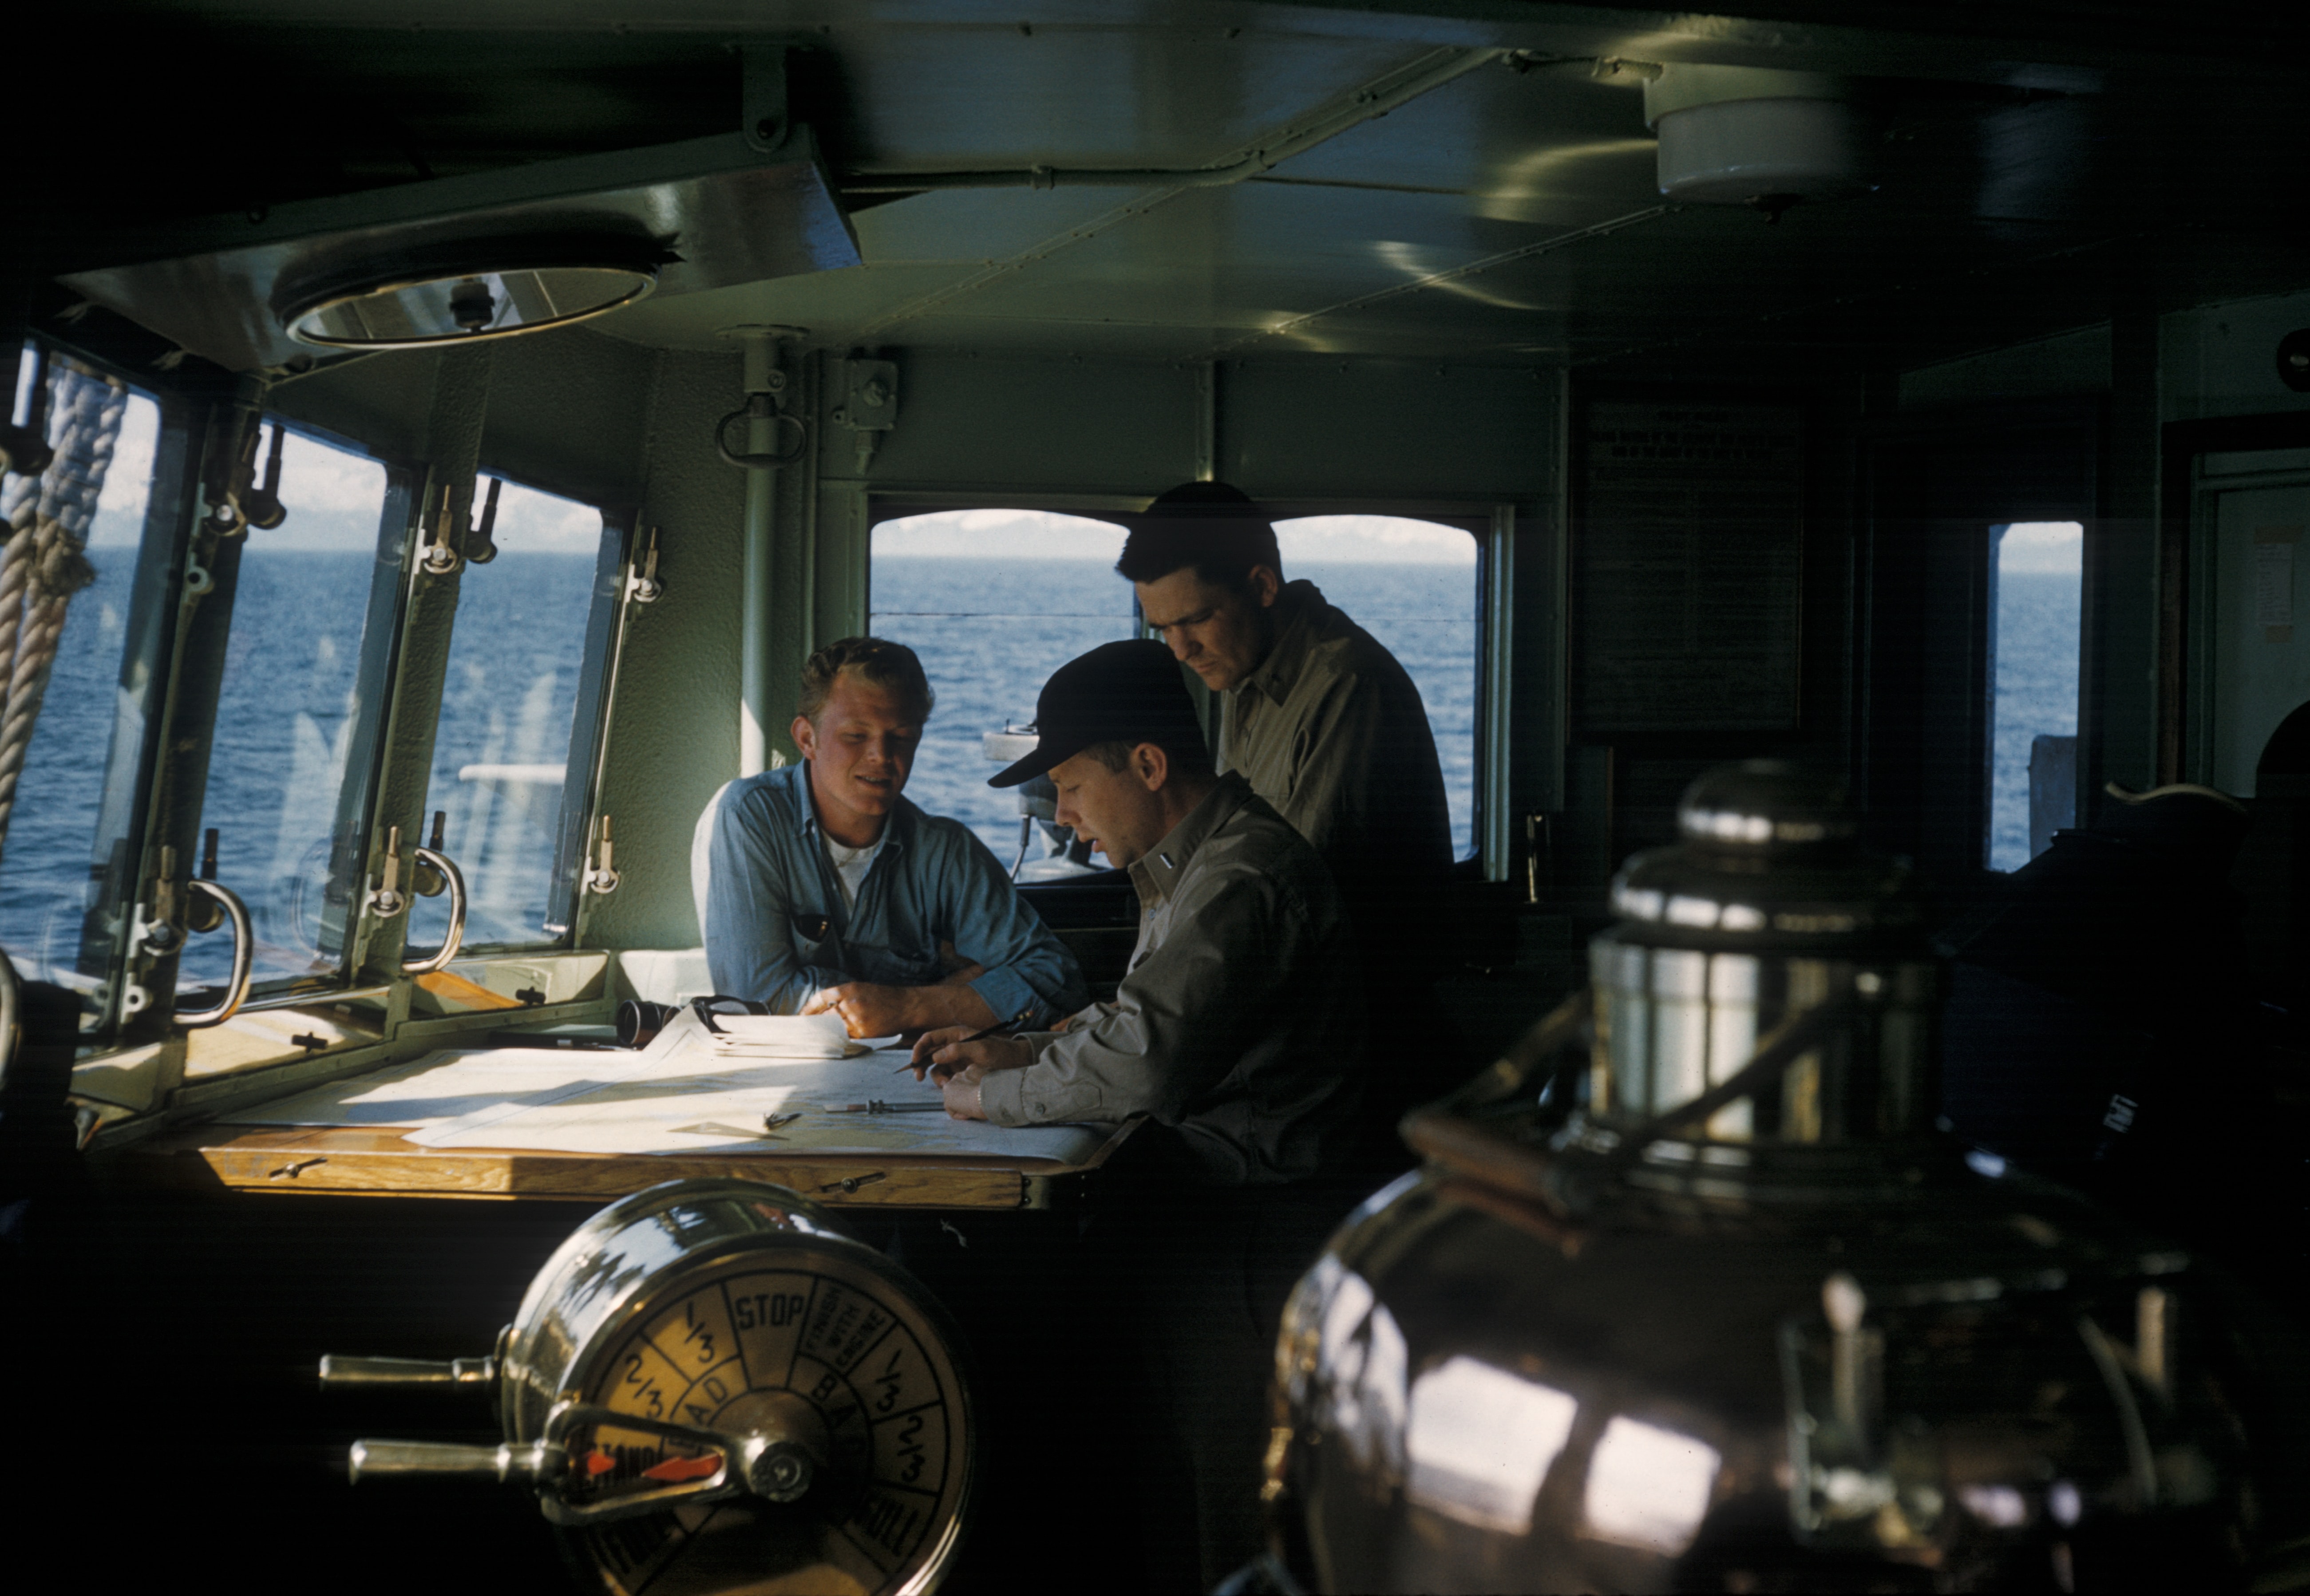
[384, 466, 637, 960]
[863, 491, 1512, 878]
[0, 337, 208, 1044]
[176, 415, 430, 1008]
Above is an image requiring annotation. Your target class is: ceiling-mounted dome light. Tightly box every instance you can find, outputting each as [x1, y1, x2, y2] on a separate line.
[277, 245, 660, 351]
[1643, 66, 1870, 214]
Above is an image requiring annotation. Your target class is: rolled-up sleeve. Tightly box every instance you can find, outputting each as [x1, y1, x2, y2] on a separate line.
[977, 872, 1282, 1126]
[935, 830, 1089, 1027]
[701, 785, 846, 1011]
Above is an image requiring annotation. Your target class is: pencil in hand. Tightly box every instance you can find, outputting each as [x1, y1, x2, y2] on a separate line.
[898, 1008, 1036, 1079]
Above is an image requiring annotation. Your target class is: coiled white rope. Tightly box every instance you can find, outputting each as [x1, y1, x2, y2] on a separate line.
[0, 360, 127, 864]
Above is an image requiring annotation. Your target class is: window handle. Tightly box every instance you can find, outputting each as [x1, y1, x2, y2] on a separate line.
[175, 876, 253, 1028]
[402, 844, 467, 976]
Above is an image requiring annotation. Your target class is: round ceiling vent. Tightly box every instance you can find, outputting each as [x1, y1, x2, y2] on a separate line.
[277, 252, 658, 350]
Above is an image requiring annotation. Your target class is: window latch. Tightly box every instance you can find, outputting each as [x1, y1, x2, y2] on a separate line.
[420, 482, 463, 577]
[629, 526, 664, 604]
[585, 815, 622, 895]
[368, 824, 409, 919]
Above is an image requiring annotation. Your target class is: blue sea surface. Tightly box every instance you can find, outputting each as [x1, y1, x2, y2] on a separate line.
[0, 543, 598, 993]
[1989, 569, 2082, 873]
[870, 555, 1478, 861]
[0, 548, 1485, 996]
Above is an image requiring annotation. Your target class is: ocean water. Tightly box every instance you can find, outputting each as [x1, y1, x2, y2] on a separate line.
[0, 543, 2076, 999]
[1989, 569, 2083, 872]
[0, 544, 598, 992]
[870, 556, 1479, 862]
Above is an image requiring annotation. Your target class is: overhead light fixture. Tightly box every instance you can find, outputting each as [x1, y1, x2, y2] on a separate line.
[278, 246, 661, 351]
[55, 119, 857, 372]
[1642, 65, 1870, 217]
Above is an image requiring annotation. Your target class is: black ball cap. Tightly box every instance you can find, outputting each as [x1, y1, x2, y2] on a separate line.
[988, 640, 1204, 789]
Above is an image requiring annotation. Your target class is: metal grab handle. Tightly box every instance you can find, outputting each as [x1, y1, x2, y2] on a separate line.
[401, 846, 467, 975]
[714, 398, 809, 469]
[175, 878, 253, 1028]
[319, 1353, 498, 1390]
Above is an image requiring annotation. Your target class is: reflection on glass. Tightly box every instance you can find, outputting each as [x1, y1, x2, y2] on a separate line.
[1582, 1414, 1721, 1553]
[1987, 521, 2083, 871]
[180, 428, 392, 993]
[1274, 516, 1481, 860]
[1404, 1355, 1578, 1533]
[0, 363, 158, 1015]
[868, 510, 1133, 859]
[417, 479, 609, 949]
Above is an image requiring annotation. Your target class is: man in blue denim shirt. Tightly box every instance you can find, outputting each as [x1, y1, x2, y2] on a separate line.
[696, 637, 1085, 1035]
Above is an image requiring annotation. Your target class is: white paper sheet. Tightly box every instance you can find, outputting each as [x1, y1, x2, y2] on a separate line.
[214, 1047, 662, 1130]
[216, 1007, 701, 1129]
[703, 1011, 864, 1057]
[225, 1007, 1110, 1165]
[405, 1049, 1108, 1163]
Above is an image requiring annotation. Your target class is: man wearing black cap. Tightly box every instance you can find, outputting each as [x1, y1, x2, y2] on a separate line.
[911, 639, 1364, 1584]
[913, 637, 1363, 1184]
[1118, 479, 1456, 1146]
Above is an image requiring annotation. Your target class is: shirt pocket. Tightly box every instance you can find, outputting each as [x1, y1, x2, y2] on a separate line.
[789, 914, 839, 968]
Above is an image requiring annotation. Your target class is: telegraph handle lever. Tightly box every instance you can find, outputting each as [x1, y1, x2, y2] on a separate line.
[349, 1439, 555, 1487]
[344, 1402, 815, 1525]
[319, 1353, 498, 1390]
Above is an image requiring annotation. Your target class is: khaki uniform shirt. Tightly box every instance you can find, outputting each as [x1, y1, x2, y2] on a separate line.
[1222, 580, 1455, 973]
[977, 774, 1365, 1185]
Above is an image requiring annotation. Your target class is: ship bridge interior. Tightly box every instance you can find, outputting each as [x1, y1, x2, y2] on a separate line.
[5, 3, 2310, 1593]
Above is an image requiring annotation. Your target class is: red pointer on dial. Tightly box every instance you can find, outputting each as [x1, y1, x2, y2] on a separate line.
[639, 1453, 723, 1483]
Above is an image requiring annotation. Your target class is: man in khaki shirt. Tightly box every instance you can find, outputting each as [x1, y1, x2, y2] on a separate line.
[1119, 480, 1457, 1138]
[913, 638, 1364, 1184]
[911, 638, 1366, 1588]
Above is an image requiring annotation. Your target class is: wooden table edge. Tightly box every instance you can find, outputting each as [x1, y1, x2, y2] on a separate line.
[115, 1115, 1145, 1210]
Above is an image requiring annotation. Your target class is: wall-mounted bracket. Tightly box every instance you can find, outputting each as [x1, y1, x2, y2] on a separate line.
[629, 527, 664, 604]
[420, 482, 463, 576]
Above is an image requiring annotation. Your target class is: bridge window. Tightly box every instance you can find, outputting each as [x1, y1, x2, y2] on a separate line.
[416, 478, 622, 950]
[1987, 521, 2084, 871]
[868, 509, 1133, 869]
[0, 355, 170, 1023]
[1273, 515, 1482, 862]
[866, 506, 1485, 870]
[180, 423, 401, 998]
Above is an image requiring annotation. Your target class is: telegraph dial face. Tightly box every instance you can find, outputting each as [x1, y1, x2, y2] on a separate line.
[562, 1247, 971, 1596]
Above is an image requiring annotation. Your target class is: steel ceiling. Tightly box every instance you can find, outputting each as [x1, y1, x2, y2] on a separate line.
[32, 2, 2310, 378]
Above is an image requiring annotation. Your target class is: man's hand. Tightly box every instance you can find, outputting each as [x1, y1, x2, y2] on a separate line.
[940, 1068, 986, 1121]
[805, 980, 998, 1038]
[906, 1027, 1033, 1082]
[799, 982, 917, 1038]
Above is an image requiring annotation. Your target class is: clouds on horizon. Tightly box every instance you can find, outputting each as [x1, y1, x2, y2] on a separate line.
[874, 507, 1478, 566]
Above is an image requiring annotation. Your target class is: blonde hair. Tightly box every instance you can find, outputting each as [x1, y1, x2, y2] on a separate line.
[797, 637, 935, 725]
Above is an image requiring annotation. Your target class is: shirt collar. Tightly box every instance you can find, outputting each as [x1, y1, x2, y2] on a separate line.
[1127, 773, 1254, 907]
[792, 760, 911, 855]
[1236, 580, 1324, 707]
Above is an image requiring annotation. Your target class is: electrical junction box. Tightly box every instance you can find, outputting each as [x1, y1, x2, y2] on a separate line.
[833, 359, 898, 431]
